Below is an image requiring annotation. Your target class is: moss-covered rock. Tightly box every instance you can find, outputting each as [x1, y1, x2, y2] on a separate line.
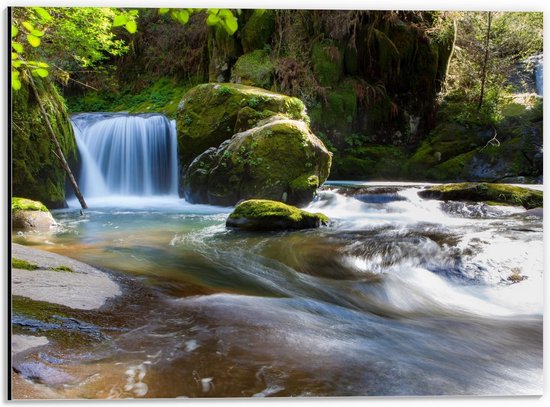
[311, 40, 345, 87]
[12, 78, 77, 208]
[418, 183, 543, 209]
[231, 50, 274, 89]
[12, 197, 49, 212]
[183, 117, 332, 206]
[309, 82, 357, 140]
[12, 197, 56, 231]
[240, 10, 276, 53]
[176, 83, 308, 168]
[333, 145, 407, 180]
[405, 122, 484, 179]
[226, 199, 329, 231]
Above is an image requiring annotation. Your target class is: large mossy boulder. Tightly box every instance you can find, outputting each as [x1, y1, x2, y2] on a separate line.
[12, 197, 56, 231]
[418, 183, 543, 209]
[226, 199, 329, 231]
[183, 117, 332, 206]
[176, 83, 308, 168]
[12, 79, 77, 208]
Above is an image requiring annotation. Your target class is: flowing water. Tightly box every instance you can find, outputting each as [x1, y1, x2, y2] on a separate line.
[11, 114, 543, 398]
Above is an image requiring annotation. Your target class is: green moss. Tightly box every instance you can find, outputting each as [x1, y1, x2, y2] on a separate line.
[241, 10, 276, 53]
[419, 183, 543, 209]
[405, 122, 482, 179]
[12, 77, 77, 208]
[310, 82, 357, 134]
[227, 199, 329, 230]
[11, 296, 101, 348]
[290, 174, 320, 191]
[311, 40, 344, 87]
[12, 258, 39, 270]
[231, 50, 274, 89]
[332, 145, 407, 180]
[49, 265, 74, 273]
[176, 83, 308, 166]
[12, 197, 49, 212]
[67, 77, 197, 119]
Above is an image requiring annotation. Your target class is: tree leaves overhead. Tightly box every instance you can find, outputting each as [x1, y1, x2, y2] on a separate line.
[158, 7, 240, 35]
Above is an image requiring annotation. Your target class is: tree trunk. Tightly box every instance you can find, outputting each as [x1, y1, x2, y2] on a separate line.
[27, 74, 88, 209]
[477, 11, 492, 111]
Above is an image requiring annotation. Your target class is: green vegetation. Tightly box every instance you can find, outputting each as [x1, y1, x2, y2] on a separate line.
[226, 199, 329, 230]
[11, 197, 49, 212]
[67, 77, 196, 118]
[231, 50, 274, 89]
[176, 82, 307, 166]
[12, 258, 39, 270]
[418, 183, 543, 209]
[11, 78, 77, 208]
[49, 265, 74, 272]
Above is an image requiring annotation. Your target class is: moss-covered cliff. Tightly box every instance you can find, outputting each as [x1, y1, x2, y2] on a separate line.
[12, 77, 77, 208]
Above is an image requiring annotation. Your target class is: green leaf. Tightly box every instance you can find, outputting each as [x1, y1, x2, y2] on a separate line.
[33, 7, 52, 22]
[22, 21, 34, 32]
[12, 25, 18, 38]
[176, 10, 189, 24]
[159, 8, 170, 14]
[113, 14, 128, 27]
[37, 61, 49, 68]
[218, 9, 233, 19]
[31, 29, 44, 37]
[129, 10, 139, 16]
[26, 34, 40, 47]
[125, 20, 137, 34]
[209, 9, 219, 15]
[206, 14, 220, 26]
[33, 68, 49, 77]
[12, 61, 22, 68]
[224, 17, 238, 34]
[12, 42, 23, 53]
[12, 52, 17, 60]
[12, 75, 22, 90]
[254, 9, 266, 16]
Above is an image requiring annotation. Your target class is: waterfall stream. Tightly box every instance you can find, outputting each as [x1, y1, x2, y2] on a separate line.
[70, 113, 178, 203]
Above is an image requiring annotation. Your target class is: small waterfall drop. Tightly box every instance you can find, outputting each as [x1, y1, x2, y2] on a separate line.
[71, 113, 178, 200]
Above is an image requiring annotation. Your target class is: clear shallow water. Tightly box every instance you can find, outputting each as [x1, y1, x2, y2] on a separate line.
[12, 184, 543, 397]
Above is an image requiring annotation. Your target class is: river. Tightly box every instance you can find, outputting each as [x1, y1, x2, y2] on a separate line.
[12, 182, 543, 397]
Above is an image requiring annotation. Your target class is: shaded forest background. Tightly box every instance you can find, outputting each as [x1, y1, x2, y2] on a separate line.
[11, 8, 543, 207]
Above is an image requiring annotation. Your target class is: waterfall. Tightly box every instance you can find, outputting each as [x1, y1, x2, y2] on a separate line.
[71, 113, 178, 199]
[530, 54, 543, 96]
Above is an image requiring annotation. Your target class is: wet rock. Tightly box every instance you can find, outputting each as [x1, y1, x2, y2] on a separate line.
[418, 183, 543, 209]
[11, 197, 56, 231]
[226, 199, 329, 231]
[183, 117, 332, 206]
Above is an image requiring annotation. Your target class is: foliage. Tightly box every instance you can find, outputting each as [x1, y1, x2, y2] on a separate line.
[12, 258, 39, 270]
[443, 12, 543, 125]
[12, 197, 49, 212]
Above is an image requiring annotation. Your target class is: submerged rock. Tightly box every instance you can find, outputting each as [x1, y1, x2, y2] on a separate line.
[418, 183, 543, 209]
[226, 199, 329, 231]
[176, 83, 308, 168]
[183, 117, 332, 206]
[11, 197, 56, 231]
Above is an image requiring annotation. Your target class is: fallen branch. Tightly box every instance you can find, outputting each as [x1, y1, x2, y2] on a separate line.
[480, 126, 500, 150]
[27, 73, 88, 209]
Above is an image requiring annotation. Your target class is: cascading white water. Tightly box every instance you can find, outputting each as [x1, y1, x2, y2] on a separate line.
[70, 113, 178, 201]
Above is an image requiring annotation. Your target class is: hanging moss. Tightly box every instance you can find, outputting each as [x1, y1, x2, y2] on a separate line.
[12, 77, 77, 208]
[309, 82, 357, 139]
[311, 40, 345, 87]
[240, 10, 276, 53]
[231, 50, 274, 89]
